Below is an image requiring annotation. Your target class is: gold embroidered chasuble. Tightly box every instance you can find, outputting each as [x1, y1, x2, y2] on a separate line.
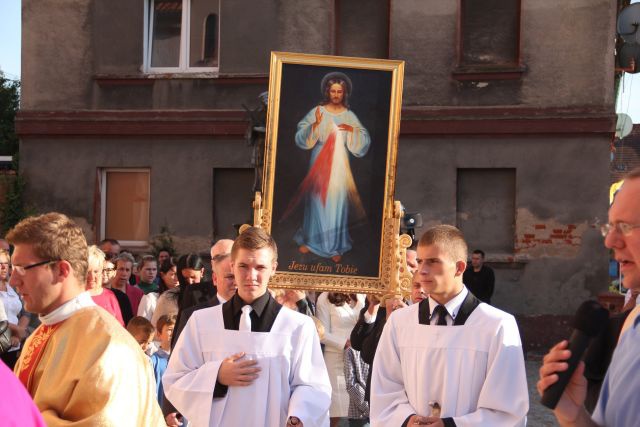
[15, 307, 164, 426]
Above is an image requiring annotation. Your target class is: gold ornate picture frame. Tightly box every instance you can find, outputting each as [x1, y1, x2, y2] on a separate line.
[255, 51, 406, 294]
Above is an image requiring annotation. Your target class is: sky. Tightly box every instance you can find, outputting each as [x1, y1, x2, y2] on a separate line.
[0, 1, 21, 81]
[617, 0, 640, 124]
[0, 1, 640, 122]
[617, 73, 640, 123]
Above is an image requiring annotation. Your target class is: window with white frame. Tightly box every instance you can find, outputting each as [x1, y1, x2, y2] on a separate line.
[144, 0, 220, 72]
[100, 169, 151, 246]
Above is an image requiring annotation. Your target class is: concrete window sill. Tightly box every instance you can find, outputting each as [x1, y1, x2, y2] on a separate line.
[451, 65, 526, 81]
[94, 73, 269, 86]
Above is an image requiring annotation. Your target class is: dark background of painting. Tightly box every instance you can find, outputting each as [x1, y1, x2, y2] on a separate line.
[270, 63, 393, 278]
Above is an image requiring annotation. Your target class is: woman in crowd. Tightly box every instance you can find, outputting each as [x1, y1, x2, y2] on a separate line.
[86, 245, 124, 326]
[177, 254, 204, 285]
[0, 248, 30, 369]
[316, 292, 365, 426]
[151, 259, 180, 328]
[175, 253, 209, 311]
[102, 256, 134, 325]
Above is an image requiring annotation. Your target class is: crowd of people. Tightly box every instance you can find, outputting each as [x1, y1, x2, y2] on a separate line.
[1, 167, 640, 426]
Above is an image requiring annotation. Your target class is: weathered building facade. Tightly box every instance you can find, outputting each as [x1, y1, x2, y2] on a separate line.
[16, 0, 616, 317]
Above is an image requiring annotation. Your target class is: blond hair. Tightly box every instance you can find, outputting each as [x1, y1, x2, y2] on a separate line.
[270, 288, 285, 303]
[231, 226, 278, 262]
[6, 212, 88, 283]
[417, 225, 468, 263]
[311, 315, 325, 341]
[87, 245, 106, 270]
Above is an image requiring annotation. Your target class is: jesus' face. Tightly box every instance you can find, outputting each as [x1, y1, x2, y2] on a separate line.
[329, 83, 345, 106]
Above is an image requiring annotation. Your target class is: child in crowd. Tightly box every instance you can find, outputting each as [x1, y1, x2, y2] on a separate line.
[150, 314, 175, 406]
[137, 255, 160, 320]
[137, 255, 159, 295]
[126, 316, 156, 356]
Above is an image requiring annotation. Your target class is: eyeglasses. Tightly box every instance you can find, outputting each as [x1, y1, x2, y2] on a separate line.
[12, 260, 58, 276]
[102, 268, 115, 273]
[600, 222, 640, 237]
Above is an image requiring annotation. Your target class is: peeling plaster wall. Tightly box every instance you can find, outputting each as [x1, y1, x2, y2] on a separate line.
[20, 134, 612, 315]
[516, 209, 589, 259]
[392, 0, 615, 108]
[22, 0, 93, 110]
[396, 136, 610, 315]
[20, 137, 254, 253]
[23, 0, 615, 110]
[19, 1, 614, 316]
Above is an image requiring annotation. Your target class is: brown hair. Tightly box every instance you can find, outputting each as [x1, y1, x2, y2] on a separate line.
[156, 314, 176, 334]
[6, 212, 89, 283]
[624, 166, 640, 180]
[327, 293, 357, 307]
[322, 79, 350, 108]
[140, 254, 157, 269]
[127, 316, 155, 337]
[417, 225, 468, 263]
[231, 226, 278, 262]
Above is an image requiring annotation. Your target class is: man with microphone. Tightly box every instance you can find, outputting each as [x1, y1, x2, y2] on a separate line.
[538, 167, 640, 426]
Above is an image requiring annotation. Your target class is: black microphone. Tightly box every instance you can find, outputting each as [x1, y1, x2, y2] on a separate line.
[540, 300, 609, 409]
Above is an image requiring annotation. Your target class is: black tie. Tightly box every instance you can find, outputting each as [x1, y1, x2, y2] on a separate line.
[433, 305, 448, 326]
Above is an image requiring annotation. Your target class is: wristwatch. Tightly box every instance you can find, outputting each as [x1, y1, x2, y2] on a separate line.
[287, 416, 301, 426]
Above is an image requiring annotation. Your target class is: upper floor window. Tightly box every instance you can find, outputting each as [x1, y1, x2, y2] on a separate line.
[454, 0, 524, 80]
[144, 0, 219, 72]
[335, 0, 389, 59]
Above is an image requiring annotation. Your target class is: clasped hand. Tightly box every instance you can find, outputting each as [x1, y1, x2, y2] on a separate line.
[408, 415, 444, 426]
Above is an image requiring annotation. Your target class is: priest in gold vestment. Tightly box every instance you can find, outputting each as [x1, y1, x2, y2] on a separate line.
[7, 212, 164, 426]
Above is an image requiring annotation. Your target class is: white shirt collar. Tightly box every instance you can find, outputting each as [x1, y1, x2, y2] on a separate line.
[428, 286, 469, 322]
[156, 347, 171, 358]
[39, 291, 96, 326]
[218, 294, 228, 304]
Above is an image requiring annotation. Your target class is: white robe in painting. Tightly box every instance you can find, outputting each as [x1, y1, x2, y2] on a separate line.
[370, 302, 528, 427]
[291, 106, 371, 258]
[163, 305, 331, 427]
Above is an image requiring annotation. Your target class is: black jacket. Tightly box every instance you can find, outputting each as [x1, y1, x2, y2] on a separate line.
[350, 305, 387, 402]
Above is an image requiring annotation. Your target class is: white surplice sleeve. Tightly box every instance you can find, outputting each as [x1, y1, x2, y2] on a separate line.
[370, 313, 416, 427]
[287, 316, 332, 427]
[452, 314, 528, 427]
[163, 312, 224, 427]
